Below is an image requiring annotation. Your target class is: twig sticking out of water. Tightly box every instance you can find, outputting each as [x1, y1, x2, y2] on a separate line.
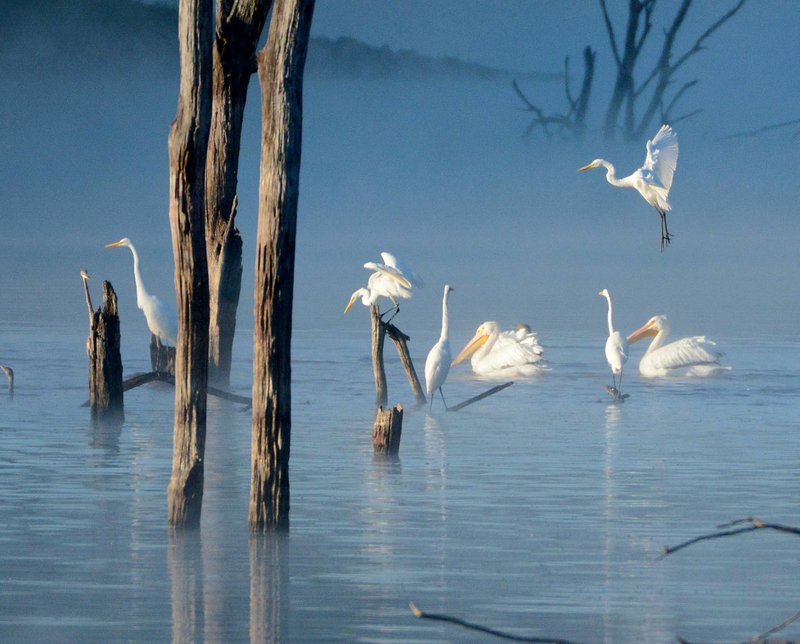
[661, 517, 800, 559]
[677, 607, 800, 644]
[409, 602, 581, 643]
[0, 365, 13, 395]
[448, 381, 514, 412]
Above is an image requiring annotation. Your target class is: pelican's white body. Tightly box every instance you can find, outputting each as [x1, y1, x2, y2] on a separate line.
[453, 321, 545, 378]
[627, 315, 728, 377]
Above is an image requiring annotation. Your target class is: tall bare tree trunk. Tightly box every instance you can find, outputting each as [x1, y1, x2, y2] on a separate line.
[205, 0, 273, 387]
[167, 0, 213, 528]
[249, 0, 315, 532]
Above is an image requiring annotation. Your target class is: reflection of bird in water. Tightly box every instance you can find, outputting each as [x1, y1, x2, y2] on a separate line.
[425, 285, 454, 411]
[344, 252, 418, 322]
[105, 238, 178, 346]
[599, 289, 628, 398]
[627, 315, 728, 377]
[579, 124, 678, 250]
[451, 321, 545, 378]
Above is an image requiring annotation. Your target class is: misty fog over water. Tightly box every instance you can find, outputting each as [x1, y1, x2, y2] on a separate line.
[1, 1, 800, 642]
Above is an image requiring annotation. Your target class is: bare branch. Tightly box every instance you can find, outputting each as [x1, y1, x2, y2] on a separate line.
[633, 0, 655, 55]
[671, 0, 747, 73]
[512, 79, 539, 111]
[664, 79, 698, 118]
[719, 118, 800, 141]
[660, 517, 800, 559]
[599, 0, 622, 66]
[668, 108, 702, 126]
[409, 602, 581, 644]
[752, 609, 800, 643]
[564, 56, 576, 115]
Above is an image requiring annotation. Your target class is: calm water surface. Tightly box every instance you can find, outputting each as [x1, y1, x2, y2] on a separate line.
[0, 323, 798, 643]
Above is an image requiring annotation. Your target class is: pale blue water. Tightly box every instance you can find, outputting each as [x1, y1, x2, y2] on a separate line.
[1, 322, 798, 643]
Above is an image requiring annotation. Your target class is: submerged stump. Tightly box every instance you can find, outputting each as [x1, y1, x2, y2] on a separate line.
[88, 281, 124, 423]
[372, 404, 403, 455]
[150, 334, 176, 375]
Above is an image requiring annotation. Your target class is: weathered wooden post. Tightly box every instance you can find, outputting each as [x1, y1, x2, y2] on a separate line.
[372, 404, 403, 455]
[88, 281, 124, 423]
[385, 322, 426, 406]
[166, 0, 213, 528]
[149, 334, 176, 375]
[250, 0, 315, 532]
[370, 305, 388, 408]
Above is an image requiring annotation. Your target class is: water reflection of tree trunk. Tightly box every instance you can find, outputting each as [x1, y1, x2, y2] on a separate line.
[249, 535, 288, 643]
[168, 531, 203, 644]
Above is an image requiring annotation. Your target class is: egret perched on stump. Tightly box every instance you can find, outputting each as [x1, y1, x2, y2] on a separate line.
[425, 285, 454, 412]
[345, 251, 418, 321]
[599, 288, 628, 399]
[579, 124, 678, 250]
[105, 238, 178, 347]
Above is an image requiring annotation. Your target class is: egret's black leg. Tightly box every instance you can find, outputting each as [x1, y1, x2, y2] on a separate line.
[659, 211, 672, 251]
[385, 305, 400, 324]
[439, 388, 449, 411]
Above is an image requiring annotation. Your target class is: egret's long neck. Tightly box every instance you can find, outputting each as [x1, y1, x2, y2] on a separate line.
[600, 160, 626, 188]
[439, 289, 450, 342]
[128, 244, 148, 309]
[604, 294, 615, 335]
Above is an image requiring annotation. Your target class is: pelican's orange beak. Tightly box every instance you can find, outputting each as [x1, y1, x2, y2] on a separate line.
[627, 320, 658, 344]
[451, 331, 489, 366]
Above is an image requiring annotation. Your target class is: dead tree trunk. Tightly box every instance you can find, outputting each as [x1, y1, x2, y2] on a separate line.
[250, 0, 315, 532]
[166, 0, 213, 528]
[88, 281, 124, 424]
[150, 334, 176, 375]
[370, 305, 388, 408]
[372, 404, 403, 455]
[206, 0, 273, 387]
[385, 322, 426, 406]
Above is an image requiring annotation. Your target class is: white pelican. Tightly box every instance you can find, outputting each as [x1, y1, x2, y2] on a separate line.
[345, 251, 416, 320]
[579, 124, 679, 250]
[105, 238, 178, 346]
[599, 288, 628, 396]
[627, 315, 728, 377]
[424, 285, 454, 411]
[451, 321, 545, 378]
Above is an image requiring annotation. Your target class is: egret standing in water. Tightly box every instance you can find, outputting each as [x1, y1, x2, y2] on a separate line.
[579, 124, 678, 250]
[425, 285, 454, 412]
[599, 288, 628, 399]
[105, 238, 178, 346]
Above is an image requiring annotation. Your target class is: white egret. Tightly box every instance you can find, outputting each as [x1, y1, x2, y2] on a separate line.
[425, 285, 454, 411]
[451, 321, 545, 378]
[599, 288, 628, 396]
[627, 315, 728, 377]
[579, 124, 679, 250]
[105, 238, 178, 346]
[344, 251, 416, 320]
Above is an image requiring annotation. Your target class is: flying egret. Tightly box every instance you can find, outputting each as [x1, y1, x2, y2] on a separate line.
[425, 285, 454, 411]
[627, 315, 728, 377]
[105, 238, 178, 346]
[451, 321, 545, 378]
[344, 251, 417, 320]
[579, 124, 679, 250]
[599, 288, 628, 398]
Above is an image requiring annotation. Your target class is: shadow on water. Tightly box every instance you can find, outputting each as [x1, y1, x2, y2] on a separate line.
[88, 415, 123, 452]
[249, 533, 289, 644]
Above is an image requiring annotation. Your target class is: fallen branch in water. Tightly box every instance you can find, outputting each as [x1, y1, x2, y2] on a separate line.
[409, 602, 579, 643]
[661, 517, 800, 559]
[0, 364, 13, 394]
[448, 381, 514, 412]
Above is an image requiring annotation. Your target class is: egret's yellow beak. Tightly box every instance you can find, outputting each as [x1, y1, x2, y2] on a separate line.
[627, 320, 658, 344]
[578, 162, 596, 172]
[344, 295, 357, 315]
[451, 332, 489, 366]
[105, 240, 125, 248]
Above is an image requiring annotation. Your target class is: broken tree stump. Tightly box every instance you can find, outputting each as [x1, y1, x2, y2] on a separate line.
[385, 322, 426, 406]
[150, 334, 176, 375]
[88, 281, 124, 424]
[370, 305, 388, 407]
[372, 404, 403, 455]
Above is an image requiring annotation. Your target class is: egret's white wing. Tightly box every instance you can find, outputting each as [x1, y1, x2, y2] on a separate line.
[644, 336, 722, 373]
[144, 294, 178, 346]
[425, 341, 451, 395]
[380, 252, 423, 288]
[363, 261, 412, 289]
[643, 124, 679, 191]
[605, 332, 629, 373]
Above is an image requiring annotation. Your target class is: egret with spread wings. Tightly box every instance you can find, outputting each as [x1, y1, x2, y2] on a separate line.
[344, 252, 417, 321]
[579, 124, 679, 250]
